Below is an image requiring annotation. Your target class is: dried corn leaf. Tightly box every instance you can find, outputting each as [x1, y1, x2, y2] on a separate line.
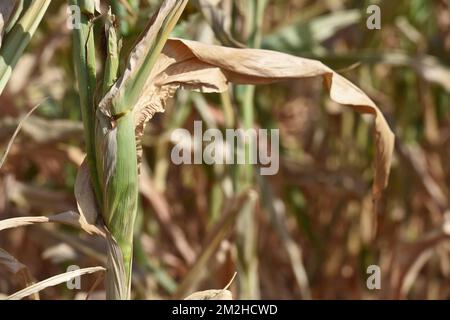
[184, 272, 236, 300]
[0, 211, 104, 236]
[6, 266, 105, 300]
[138, 39, 394, 201]
[184, 289, 233, 300]
[74, 158, 100, 226]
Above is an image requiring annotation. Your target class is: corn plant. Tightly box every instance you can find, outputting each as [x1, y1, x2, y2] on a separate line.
[70, 0, 395, 300]
[0, 0, 395, 300]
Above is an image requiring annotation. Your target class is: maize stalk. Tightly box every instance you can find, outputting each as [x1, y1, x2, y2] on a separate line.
[71, 0, 188, 299]
[69, 0, 394, 301]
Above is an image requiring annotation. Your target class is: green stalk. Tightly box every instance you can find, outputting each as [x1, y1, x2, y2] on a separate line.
[70, 0, 102, 207]
[100, 0, 188, 299]
[104, 111, 138, 299]
[102, 11, 119, 97]
[71, 0, 188, 300]
[97, 11, 120, 210]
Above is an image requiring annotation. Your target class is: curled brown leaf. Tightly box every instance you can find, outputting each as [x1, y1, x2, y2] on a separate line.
[74, 158, 100, 227]
[6, 266, 105, 300]
[135, 39, 395, 201]
[0, 211, 104, 236]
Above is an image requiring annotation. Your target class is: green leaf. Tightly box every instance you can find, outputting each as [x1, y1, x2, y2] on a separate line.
[0, 0, 50, 94]
[70, 0, 102, 207]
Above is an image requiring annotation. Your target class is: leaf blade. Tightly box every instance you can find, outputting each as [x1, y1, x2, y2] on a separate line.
[142, 39, 395, 201]
[6, 266, 105, 300]
[0, 0, 51, 94]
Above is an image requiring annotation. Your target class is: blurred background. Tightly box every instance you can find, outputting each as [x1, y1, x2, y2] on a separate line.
[1, 0, 450, 299]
